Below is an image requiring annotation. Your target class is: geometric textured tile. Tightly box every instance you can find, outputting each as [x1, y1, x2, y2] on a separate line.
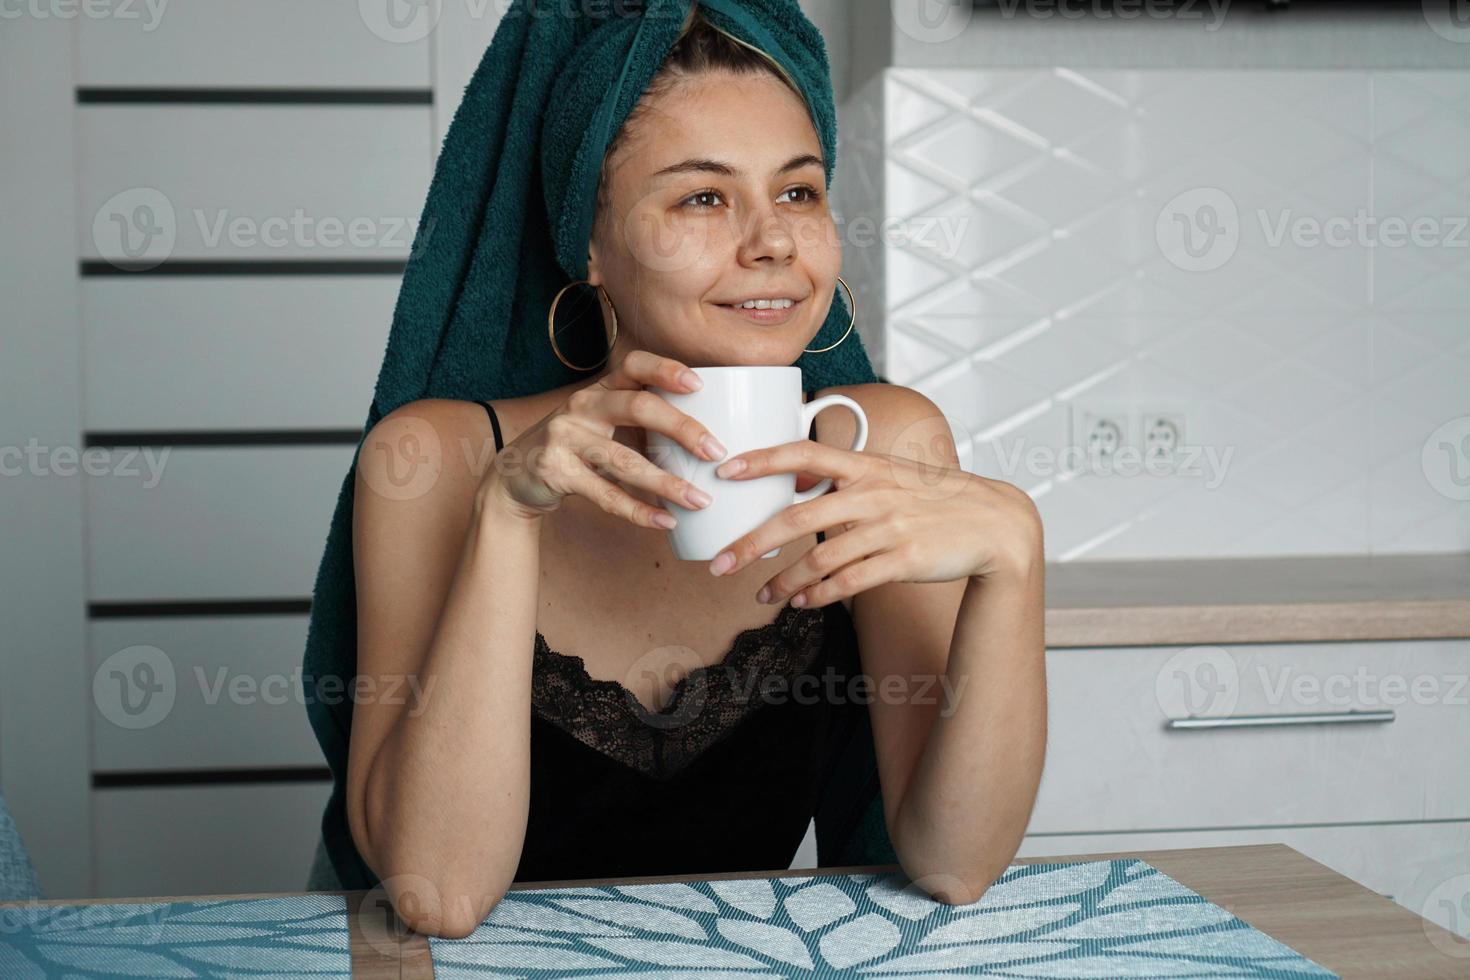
[871, 68, 1470, 559]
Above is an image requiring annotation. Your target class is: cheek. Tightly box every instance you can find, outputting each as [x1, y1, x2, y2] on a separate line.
[622, 209, 730, 277]
[793, 215, 839, 267]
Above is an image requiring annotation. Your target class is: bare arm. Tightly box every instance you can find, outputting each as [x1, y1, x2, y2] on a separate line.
[345, 400, 544, 939]
[345, 353, 724, 938]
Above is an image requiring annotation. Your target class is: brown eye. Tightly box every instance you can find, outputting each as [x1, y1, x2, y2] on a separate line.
[781, 186, 821, 205]
[683, 189, 724, 210]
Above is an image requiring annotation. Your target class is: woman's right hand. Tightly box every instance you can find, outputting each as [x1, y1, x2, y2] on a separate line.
[482, 350, 726, 528]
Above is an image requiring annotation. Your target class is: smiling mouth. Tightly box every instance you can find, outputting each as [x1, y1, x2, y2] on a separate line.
[714, 296, 805, 323]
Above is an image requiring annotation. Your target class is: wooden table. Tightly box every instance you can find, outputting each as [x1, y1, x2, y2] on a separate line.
[5, 844, 1464, 977]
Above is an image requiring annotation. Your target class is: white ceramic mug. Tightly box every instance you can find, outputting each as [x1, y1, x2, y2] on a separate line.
[646, 365, 868, 561]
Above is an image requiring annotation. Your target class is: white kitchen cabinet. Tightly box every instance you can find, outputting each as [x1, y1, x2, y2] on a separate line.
[1026, 636, 1470, 939]
[1033, 638, 1470, 833]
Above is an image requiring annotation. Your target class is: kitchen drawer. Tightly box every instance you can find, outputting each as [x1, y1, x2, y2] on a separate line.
[1032, 638, 1470, 833]
[93, 781, 330, 899]
[90, 615, 321, 772]
[1017, 820, 1470, 941]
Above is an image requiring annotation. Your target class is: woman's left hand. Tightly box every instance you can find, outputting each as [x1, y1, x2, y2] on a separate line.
[706, 438, 1043, 608]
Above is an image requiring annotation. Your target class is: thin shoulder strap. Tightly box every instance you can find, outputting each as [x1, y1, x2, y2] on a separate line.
[480, 401, 504, 452]
[805, 389, 826, 545]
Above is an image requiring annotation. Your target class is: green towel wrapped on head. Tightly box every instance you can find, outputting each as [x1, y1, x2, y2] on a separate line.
[303, 0, 895, 892]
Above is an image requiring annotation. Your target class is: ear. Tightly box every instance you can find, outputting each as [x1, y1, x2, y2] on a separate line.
[586, 236, 603, 287]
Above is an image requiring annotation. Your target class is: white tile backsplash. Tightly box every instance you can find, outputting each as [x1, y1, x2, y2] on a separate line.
[838, 68, 1470, 559]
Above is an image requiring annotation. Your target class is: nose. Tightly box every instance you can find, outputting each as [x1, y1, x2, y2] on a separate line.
[735, 204, 795, 266]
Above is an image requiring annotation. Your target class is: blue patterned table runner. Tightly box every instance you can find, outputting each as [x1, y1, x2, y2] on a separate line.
[0, 892, 351, 978]
[428, 859, 1338, 978]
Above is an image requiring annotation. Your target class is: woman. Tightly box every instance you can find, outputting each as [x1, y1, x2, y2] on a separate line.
[326, 3, 1045, 940]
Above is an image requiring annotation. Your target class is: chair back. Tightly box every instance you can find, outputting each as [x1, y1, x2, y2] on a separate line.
[0, 791, 43, 901]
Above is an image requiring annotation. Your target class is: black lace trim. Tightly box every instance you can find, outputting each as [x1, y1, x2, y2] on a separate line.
[531, 601, 828, 780]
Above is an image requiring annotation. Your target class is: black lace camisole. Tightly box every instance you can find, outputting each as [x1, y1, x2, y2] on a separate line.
[482, 389, 870, 883]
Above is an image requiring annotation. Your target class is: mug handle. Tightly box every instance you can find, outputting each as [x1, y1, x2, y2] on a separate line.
[793, 395, 868, 504]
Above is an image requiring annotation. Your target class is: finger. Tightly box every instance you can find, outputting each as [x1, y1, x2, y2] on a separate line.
[757, 522, 891, 606]
[601, 388, 725, 463]
[580, 436, 714, 512]
[790, 550, 909, 610]
[710, 492, 876, 578]
[602, 349, 703, 394]
[714, 437, 863, 485]
[571, 464, 679, 530]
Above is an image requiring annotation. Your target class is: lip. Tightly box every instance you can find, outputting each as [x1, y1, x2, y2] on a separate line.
[713, 296, 805, 325]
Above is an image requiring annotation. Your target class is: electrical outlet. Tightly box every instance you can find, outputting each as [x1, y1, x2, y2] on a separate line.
[1070, 404, 1131, 464]
[1142, 412, 1186, 462]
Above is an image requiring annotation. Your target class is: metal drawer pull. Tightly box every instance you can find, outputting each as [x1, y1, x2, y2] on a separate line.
[1166, 709, 1396, 730]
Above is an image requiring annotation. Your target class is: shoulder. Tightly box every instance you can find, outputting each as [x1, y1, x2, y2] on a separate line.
[355, 398, 502, 508]
[810, 382, 954, 462]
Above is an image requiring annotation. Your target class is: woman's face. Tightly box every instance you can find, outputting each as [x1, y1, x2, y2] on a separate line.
[586, 69, 840, 370]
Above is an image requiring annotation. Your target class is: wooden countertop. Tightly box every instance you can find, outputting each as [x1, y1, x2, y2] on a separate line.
[1044, 552, 1470, 647]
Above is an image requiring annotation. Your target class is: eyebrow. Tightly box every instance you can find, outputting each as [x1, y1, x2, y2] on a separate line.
[650, 153, 824, 181]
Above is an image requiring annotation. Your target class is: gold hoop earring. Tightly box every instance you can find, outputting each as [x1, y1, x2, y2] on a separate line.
[803, 275, 856, 354]
[548, 279, 618, 371]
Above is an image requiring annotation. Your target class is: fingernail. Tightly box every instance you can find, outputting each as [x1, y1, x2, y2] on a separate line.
[685, 485, 713, 508]
[710, 551, 735, 576]
[654, 511, 678, 529]
[791, 592, 808, 607]
[717, 458, 746, 477]
[701, 435, 727, 461]
[681, 369, 703, 391]
[757, 585, 772, 603]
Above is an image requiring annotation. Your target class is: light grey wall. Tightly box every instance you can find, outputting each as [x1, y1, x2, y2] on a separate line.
[0, 9, 93, 900]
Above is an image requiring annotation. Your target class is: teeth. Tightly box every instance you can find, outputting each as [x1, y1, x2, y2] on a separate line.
[735, 298, 793, 309]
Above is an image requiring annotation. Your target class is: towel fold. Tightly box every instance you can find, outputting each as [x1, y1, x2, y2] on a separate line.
[303, 0, 891, 891]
